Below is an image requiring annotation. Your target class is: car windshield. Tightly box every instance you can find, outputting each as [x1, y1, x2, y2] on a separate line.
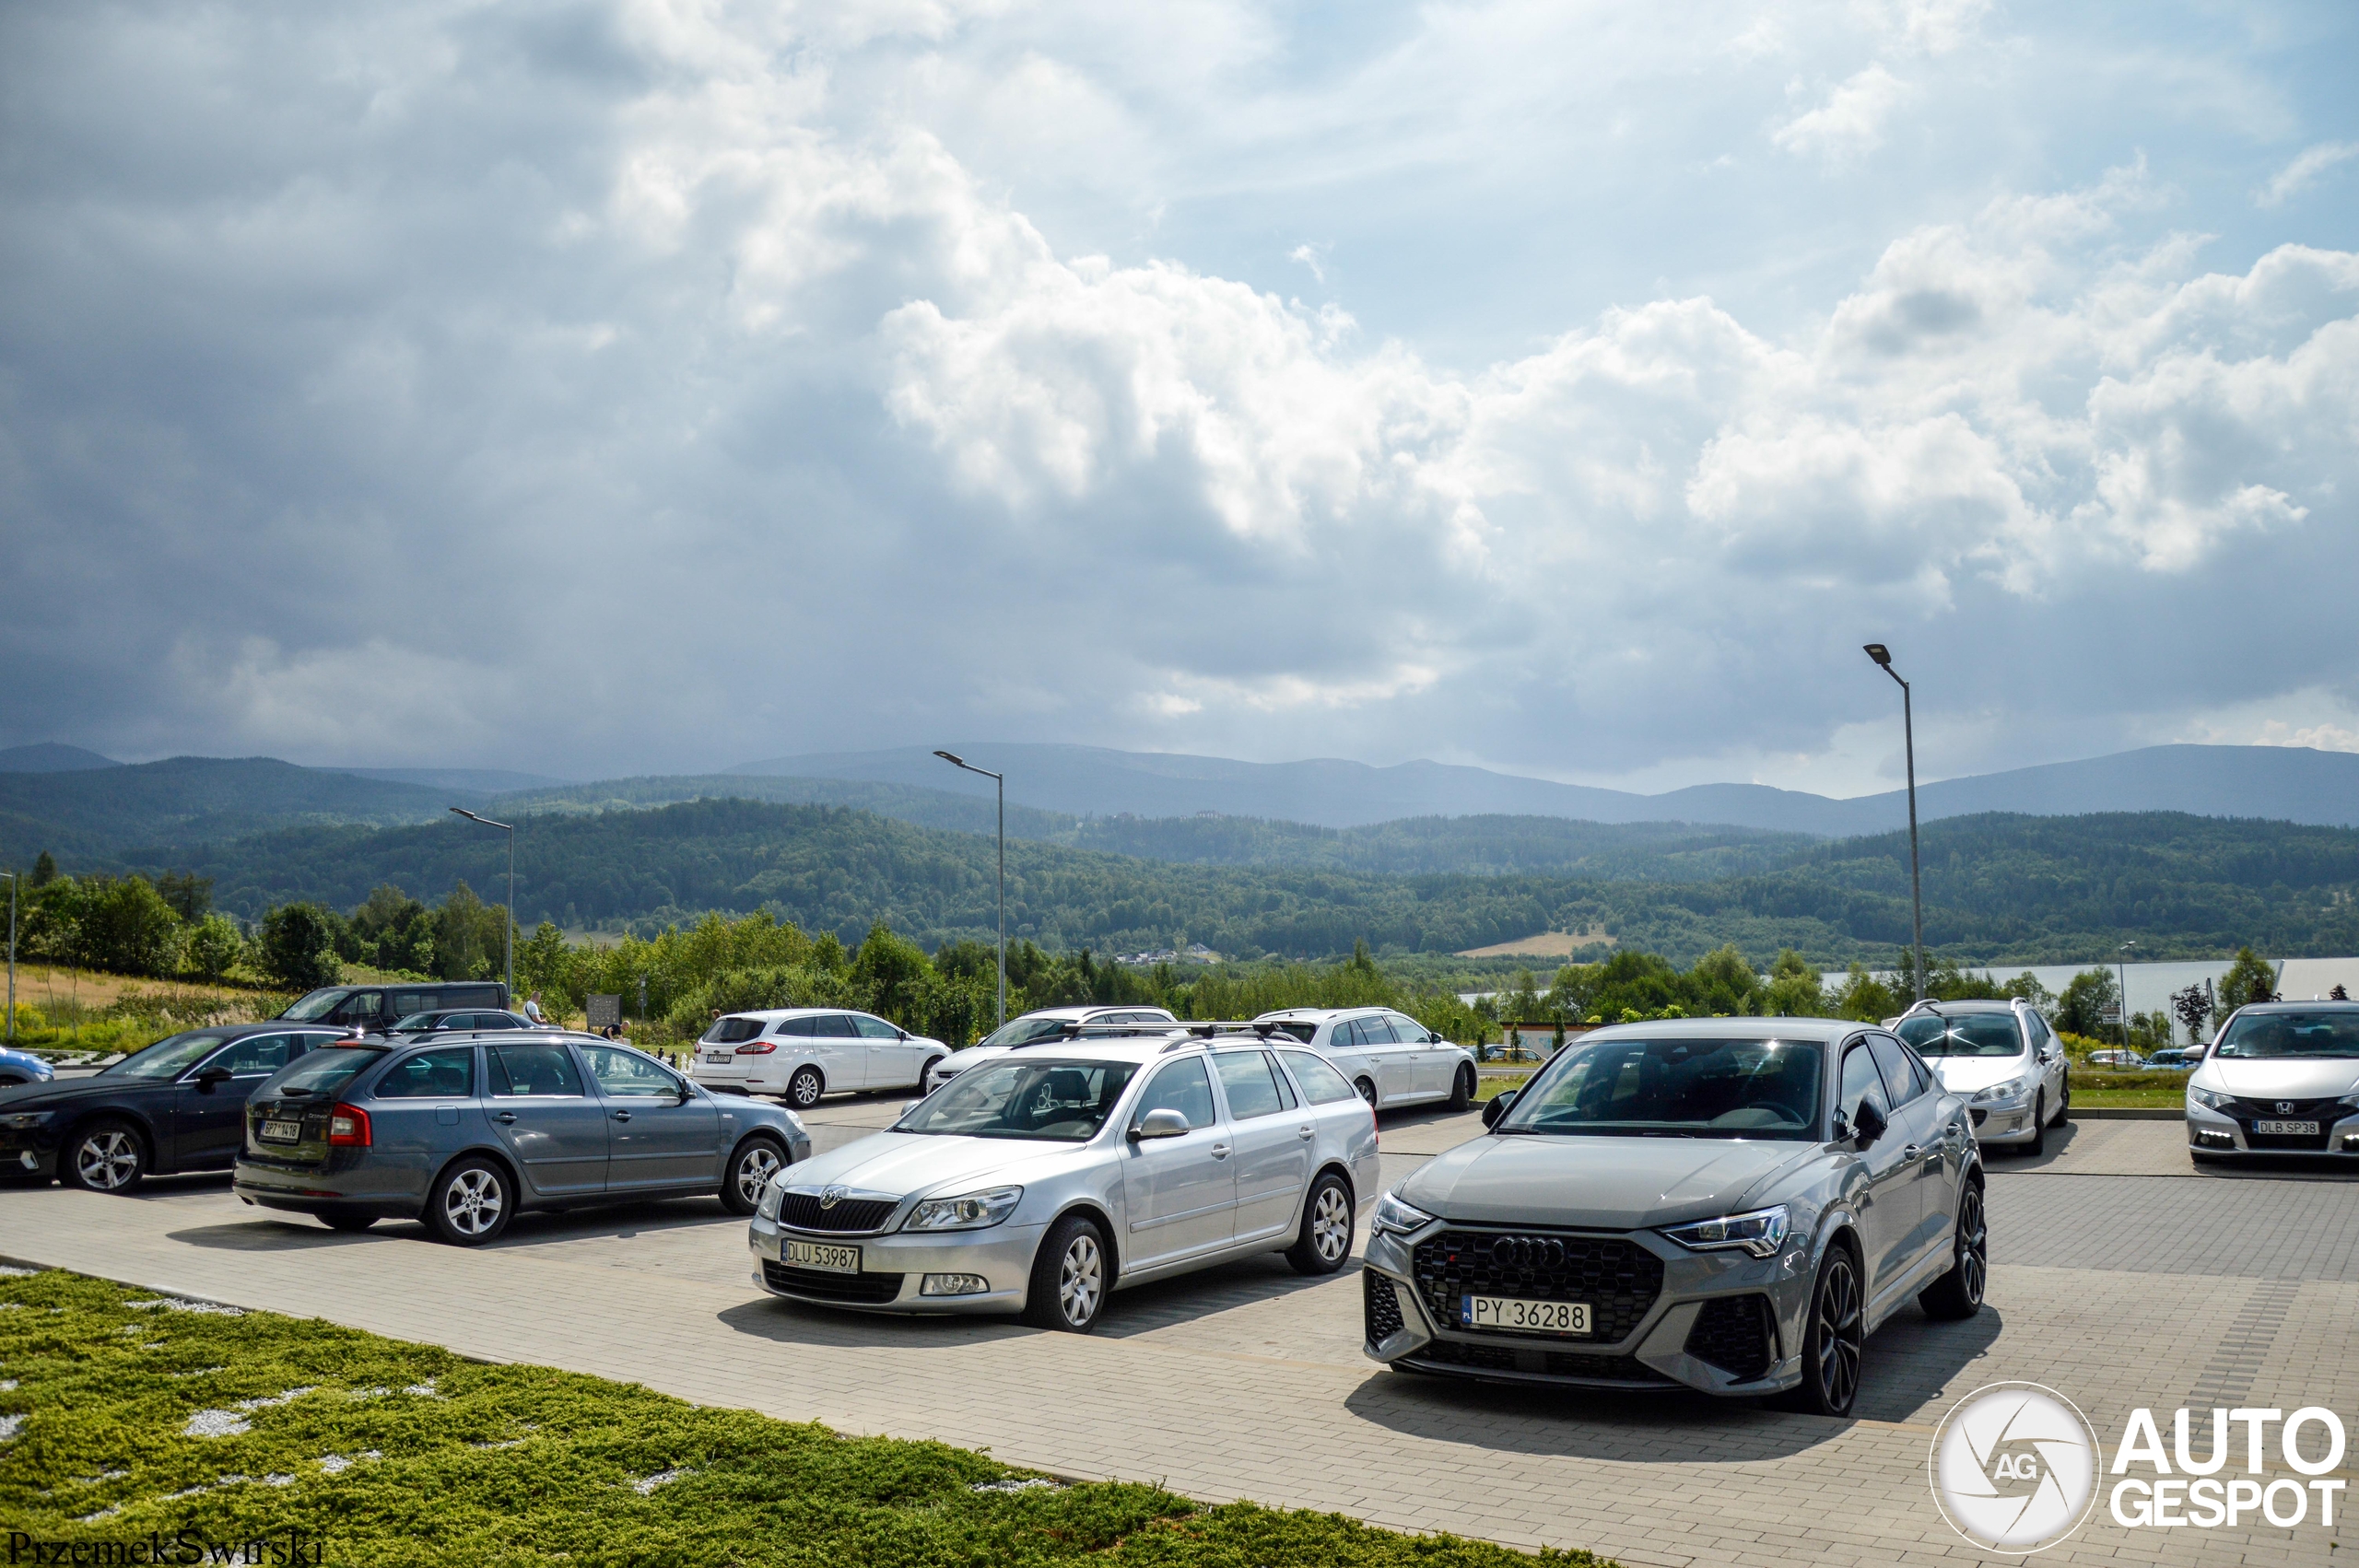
[2214, 1012, 2359, 1059]
[894, 1059, 1140, 1141]
[278, 988, 353, 1022]
[264, 1045, 391, 1096]
[1896, 1012, 2024, 1058]
[101, 1031, 238, 1080]
[1496, 1036, 1825, 1140]
[971, 1016, 1077, 1050]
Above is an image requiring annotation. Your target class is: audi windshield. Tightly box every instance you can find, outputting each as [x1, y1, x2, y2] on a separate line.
[894, 1059, 1139, 1141]
[1496, 1036, 1825, 1139]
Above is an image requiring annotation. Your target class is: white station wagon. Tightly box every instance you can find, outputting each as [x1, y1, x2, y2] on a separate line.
[693, 1008, 948, 1107]
[1252, 1007, 1478, 1111]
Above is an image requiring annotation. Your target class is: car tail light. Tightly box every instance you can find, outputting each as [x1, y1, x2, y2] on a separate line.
[328, 1104, 371, 1146]
[735, 1041, 777, 1055]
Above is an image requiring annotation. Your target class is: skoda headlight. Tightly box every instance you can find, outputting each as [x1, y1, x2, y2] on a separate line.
[904, 1186, 1024, 1232]
[1369, 1192, 1436, 1238]
[2189, 1086, 2232, 1111]
[1662, 1205, 1790, 1258]
[1971, 1078, 2026, 1106]
[756, 1176, 784, 1221]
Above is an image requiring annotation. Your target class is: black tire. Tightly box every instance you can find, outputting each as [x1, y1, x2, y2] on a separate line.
[1355, 1077, 1379, 1108]
[720, 1135, 787, 1216]
[2056, 1073, 2071, 1123]
[1790, 1244, 1864, 1417]
[916, 1058, 943, 1094]
[320, 1211, 377, 1233]
[1918, 1179, 1987, 1320]
[426, 1156, 511, 1246]
[1285, 1172, 1355, 1275]
[787, 1067, 824, 1109]
[2025, 1092, 2046, 1156]
[1446, 1063, 1474, 1112]
[1021, 1213, 1110, 1333]
[62, 1118, 147, 1194]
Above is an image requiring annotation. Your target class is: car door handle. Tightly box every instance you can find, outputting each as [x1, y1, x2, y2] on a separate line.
[1298, 1125, 1316, 1140]
[493, 1112, 518, 1124]
[1901, 1143, 1923, 1162]
[1210, 1143, 1229, 1159]
[612, 1111, 631, 1122]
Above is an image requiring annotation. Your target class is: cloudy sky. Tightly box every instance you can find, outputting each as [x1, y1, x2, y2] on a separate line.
[3, 0, 2355, 798]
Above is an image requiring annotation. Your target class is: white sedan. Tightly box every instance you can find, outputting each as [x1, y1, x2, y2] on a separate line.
[1250, 1007, 1477, 1110]
[693, 1008, 947, 1108]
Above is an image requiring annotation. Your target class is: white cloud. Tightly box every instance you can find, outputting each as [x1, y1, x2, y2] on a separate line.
[1773, 64, 1914, 164]
[2257, 141, 2359, 208]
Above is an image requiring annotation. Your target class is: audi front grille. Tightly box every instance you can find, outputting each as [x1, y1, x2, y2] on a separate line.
[1411, 1229, 1664, 1345]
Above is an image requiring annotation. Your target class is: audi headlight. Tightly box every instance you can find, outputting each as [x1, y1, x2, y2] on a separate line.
[757, 1177, 784, 1221]
[1971, 1079, 2026, 1106]
[1662, 1205, 1791, 1258]
[2189, 1086, 2232, 1111]
[1, 1110, 53, 1129]
[904, 1186, 1023, 1232]
[1369, 1192, 1436, 1238]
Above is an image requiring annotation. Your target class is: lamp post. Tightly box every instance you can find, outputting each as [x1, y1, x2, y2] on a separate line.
[1862, 644, 1927, 1003]
[933, 750, 1005, 1028]
[2118, 941, 2136, 1055]
[448, 807, 516, 1003]
[2, 872, 16, 1047]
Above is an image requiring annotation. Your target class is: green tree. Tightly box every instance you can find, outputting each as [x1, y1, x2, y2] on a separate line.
[1765, 949, 1825, 1017]
[258, 903, 344, 990]
[1687, 943, 1764, 1015]
[1831, 963, 1898, 1023]
[155, 871, 213, 923]
[2216, 947, 2278, 1014]
[2170, 982, 2213, 1047]
[2055, 968, 2120, 1037]
[76, 876, 185, 977]
[434, 883, 509, 982]
[517, 921, 581, 1008]
[851, 921, 933, 1028]
[182, 913, 245, 981]
[29, 850, 57, 887]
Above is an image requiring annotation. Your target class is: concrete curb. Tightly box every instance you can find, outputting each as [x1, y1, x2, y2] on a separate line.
[2070, 1106, 2180, 1120]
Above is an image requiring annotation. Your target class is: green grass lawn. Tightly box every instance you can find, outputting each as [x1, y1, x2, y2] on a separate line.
[2071, 1088, 2187, 1109]
[1474, 1072, 1531, 1103]
[0, 1269, 1612, 1567]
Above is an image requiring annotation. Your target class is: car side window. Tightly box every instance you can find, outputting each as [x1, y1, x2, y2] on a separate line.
[780, 1016, 818, 1036]
[1213, 1051, 1285, 1119]
[1838, 1043, 1889, 1126]
[476, 1013, 520, 1030]
[377, 1047, 475, 1099]
[816, 1013, 861, 1038]
[582, 1045, 682, 1098]
[1867, 1035, 1920, 1106]
[207, 1033, 294, 1077]
[851, 1014, 901, 1040]
[1279, 1049, 1358, 1105]
[487, 1044, 585, 1096]
[1389, 1013, 1429, 1042]
[1356, 1014, 1399, 1045]
[1134, 1058, 1216, 1130]
[1263, 1051, 1299, 1109]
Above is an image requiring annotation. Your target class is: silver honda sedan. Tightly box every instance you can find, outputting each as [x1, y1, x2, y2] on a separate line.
[1362, 1018, 1987, 1416]
[745, 1033, 1382, 1331]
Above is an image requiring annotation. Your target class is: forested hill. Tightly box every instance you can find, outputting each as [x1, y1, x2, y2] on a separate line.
[131, 802, 2359, 966]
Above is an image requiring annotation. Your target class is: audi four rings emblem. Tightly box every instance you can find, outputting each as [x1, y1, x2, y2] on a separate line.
[1489, 1236, 1567, 1269]
[819, 1185, 847, 1210]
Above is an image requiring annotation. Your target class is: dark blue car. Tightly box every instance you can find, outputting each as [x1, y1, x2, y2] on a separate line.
[233, 1030, 811, 1244]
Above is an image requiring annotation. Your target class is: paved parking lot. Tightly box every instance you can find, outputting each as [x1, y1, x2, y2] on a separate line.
[6, 1096, 2358, 1566]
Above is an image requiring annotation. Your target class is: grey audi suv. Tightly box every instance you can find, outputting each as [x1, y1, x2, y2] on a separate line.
[1362, 1018, 1986, 1416]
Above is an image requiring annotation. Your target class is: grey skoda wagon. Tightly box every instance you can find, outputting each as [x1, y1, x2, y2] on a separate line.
[1362, 1018, 1986, 1416]
[233, 1031, 811, 1244]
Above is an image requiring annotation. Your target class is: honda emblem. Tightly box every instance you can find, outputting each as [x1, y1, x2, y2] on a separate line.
[2277, 1101, 2295, 1116]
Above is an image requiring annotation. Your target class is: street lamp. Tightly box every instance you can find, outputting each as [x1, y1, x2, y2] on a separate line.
[933, 751, 1005, 1028]
[2, 872, 16, 1047]
[1862, 644, 1927, 1003]
[2118, 941, 2136, 1055]
[448, 807, 516, 1003]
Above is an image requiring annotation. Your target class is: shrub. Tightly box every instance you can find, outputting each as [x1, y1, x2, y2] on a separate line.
[182, 913, 245, 981]
[257, 903, 343, 991]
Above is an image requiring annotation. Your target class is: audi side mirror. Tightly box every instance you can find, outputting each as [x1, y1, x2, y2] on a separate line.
[1851, 1098, 1888, 1149]
[1482, 1089, 1517, 1129]
[1130, 1107, 1191, 1141]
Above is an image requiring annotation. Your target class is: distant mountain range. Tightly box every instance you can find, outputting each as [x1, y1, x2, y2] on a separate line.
[734, 741, 2359, 834]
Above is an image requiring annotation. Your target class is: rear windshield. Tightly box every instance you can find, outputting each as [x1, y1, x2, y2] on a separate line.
[895, 1059, 1140, 1141]
[1262, 1021, 1317, 1044]
[973, 1016, 1075, 1050]
[278, 989, 353, 1022]
[266, 1045, 391, 1096]
[1896, 1012, 2024, 1058]
[701, 1018, 767, 1045]
[1497, 1036, 1825, 1140]
[2215, 1011, 2359, 1059]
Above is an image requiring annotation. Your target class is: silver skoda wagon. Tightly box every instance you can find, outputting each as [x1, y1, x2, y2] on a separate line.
[747, 1030, 1382, 1331]
[1362, 1018, 1986, 1415]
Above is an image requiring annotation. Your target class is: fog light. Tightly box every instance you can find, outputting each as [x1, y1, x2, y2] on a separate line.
[2343, 1134, 2359, 1152]
[921, 1273, 990, 1296]
[2196, 1128, 2235, 1148]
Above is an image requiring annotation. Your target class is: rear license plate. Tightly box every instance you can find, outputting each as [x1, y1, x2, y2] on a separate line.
[702, 1051, 734, 1065]
[2253, 1119, 2319, 1136]
[784, 1240, 860, 1274]
[1461, 1295, 1590, 1335]
[258, 1119, 302, 1144]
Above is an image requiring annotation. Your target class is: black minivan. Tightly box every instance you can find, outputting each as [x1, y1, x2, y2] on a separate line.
[276, 982, 510, 1034]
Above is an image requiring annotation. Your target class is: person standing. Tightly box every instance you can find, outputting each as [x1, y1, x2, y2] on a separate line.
[522, 990, 548, 1025]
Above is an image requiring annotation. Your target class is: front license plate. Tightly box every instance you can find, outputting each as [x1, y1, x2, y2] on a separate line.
[784, 1240, 861, 1274]
[1461, 1295, 1590, 1335]
[2253, 1119, 2319, 1136]
[258, 1119, 302, 1144]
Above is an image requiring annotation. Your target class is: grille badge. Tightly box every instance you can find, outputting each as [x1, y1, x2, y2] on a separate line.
[2277, 1101, 2296, 1116]
[819, 1185, 847, 1210]
[1489, 1235, 1567, 1269]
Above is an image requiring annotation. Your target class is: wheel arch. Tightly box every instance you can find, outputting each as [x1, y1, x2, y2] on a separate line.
[65, 1107, 164, 1172]
[428, 1144, 524, 1211]
[1048, 1199, 1121, 1284]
